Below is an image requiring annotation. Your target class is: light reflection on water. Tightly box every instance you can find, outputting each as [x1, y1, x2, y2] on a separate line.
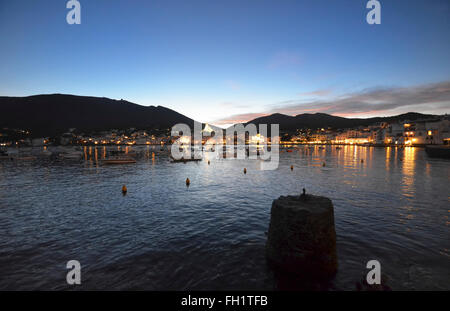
[0, 145, 448, 290]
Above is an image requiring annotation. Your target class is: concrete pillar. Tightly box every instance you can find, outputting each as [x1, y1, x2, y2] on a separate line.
[266, 193, 338, 278]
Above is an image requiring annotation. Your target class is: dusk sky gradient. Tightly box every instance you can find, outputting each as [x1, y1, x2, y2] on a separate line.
[0, 0, 449, 126]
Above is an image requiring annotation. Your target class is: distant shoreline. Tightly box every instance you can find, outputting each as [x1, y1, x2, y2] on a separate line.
[3, 143, 446, 148]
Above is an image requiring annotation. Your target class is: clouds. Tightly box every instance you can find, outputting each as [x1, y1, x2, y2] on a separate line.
[214, 81, 450, 124]
[281, 81, 450, 116]
[298, 89, 332, 97]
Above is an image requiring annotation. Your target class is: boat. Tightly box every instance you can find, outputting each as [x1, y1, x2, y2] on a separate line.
[101, 150, 137, 164]
[170, 155, 202, 163]
[425, 145, 450, 159]
[14, 156, 37, 161]
[170, 158, 202, 163]
[59, 152, 82, 160]
[102, 158, 136, 165]
[0, 149, 13, 160]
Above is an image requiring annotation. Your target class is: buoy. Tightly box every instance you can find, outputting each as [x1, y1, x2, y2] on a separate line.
[186, 178, 190, 186]
[290, 165, 293, 171]
[244, 168, 247, 174]
[322, 162, 326, 167]
[122, 185, 127, 195]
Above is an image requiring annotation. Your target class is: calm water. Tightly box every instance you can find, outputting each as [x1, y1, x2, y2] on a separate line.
[0, 145, 448, 290]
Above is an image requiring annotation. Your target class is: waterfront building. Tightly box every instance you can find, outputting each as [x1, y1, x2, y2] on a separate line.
[333, 129, 371, 144]
[403, 121, 427, 145]
[384, 123, 404, 144]
[425, 119, 450, 144]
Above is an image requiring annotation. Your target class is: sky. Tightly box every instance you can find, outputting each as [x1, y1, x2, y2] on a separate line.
[0, 0, 449, 127]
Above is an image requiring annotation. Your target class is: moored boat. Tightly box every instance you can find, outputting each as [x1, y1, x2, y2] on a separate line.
[0, 149, 13, 160]
[102, 157, 136, 165]
[101, 149, 137, 164]
[14, 156, 37, 161]
[59, 152, 82, 160]
[170, 155, 202, 163]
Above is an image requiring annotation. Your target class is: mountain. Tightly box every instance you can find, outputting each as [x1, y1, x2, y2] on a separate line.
[0, 94, 195, 137]
[0, 94, 440, 138]
[244, 112, 438, 132]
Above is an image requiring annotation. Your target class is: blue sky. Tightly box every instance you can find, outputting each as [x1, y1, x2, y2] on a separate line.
[0, 0, 449, 126]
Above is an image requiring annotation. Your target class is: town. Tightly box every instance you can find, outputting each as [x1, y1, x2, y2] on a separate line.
[1, 114, 449, 148]
[288, 115, 450, 146]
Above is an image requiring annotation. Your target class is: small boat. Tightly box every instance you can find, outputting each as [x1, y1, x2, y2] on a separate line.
[425, 145, 450, 159]
[171, 158, 202, 163]
[101, 149, 137, 164]
[170, 155, 202, 163]
[286, 149, 293, 153]
[14, 156, 37, 161]
[102, 157, 136, 165]
[0, 149, 13, 160]
[59, 152, 82, 160]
